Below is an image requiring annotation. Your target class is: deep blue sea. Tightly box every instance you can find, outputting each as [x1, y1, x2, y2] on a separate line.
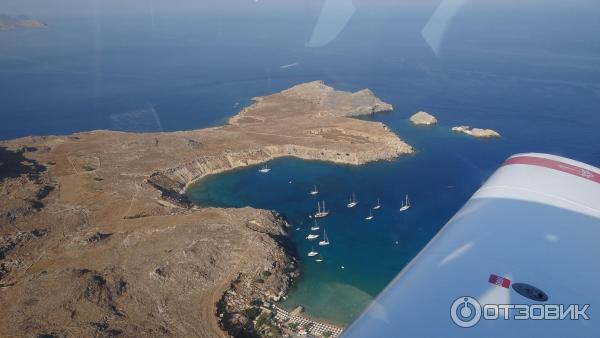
[1, 2, 599, 325]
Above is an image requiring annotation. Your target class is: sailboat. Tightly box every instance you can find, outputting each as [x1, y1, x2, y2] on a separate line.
[306, 232, 319, 240]
[372, 198, 381, 210]
[347, 192, 358, 208]
[310, 219, 320, 231]
[318, 229, 330, 246]
[314, 201, 330, 218]
[400, 194, 411, 212]
[258, 164, 271, 173]
[310, 185, 319, 195]
[365, 209, 374, 220]
[315, 255, 324, 263]
[308, 247, 318, 257]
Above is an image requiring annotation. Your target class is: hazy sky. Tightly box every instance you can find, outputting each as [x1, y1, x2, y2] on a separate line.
[1, 0, 346, 18]
[1, 0, 598, 19]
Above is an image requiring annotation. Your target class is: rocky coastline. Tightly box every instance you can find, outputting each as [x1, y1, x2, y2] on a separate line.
[0, 81, 411, 337]
[451, 125, 501, 138]
[409, 111, 438, 125]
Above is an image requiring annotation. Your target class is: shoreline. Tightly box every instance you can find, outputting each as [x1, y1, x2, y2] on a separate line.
[180, 148, 406, 194]
[0, 81, 411, 337]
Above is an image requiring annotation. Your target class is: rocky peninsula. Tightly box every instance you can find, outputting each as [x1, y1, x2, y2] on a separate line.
[0, 81, 412, 337]
[451, 125, 501, 138]
[0, 14, 46, 31]
[409, 111, 437, 125]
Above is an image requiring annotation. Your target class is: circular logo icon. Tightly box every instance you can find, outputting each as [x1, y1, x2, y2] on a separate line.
[450, 296, 482, 328]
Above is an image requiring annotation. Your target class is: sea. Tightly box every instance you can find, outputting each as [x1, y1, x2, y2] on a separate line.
[1, 2, 599, 325]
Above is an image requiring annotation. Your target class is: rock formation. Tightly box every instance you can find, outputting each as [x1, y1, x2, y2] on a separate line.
[409, 111, 438, 125]
[451, 125, 501, 138]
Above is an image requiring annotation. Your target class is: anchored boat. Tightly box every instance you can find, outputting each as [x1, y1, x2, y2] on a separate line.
[400, 194, 411, 212]
[372, 198, 381, 210]
[314, 201, 330, 218]
[310, 219, 320, 231]
[318, 229, 330, 246]
[347, 192, 358, 208]
[306, 233, 319, 240]
[258, 164, 271, 173]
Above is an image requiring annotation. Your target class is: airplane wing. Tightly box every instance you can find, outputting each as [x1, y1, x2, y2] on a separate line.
[342, 153, 600, 337]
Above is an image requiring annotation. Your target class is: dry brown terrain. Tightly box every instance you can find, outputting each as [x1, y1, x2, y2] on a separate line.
[0, 81, 413, 338]
[409, 111, 438, 126]
[451, 125, 501, 138]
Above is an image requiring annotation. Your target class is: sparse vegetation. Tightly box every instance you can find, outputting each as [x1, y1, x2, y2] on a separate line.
[255, 311, 272, 328]
[257, 323, 281, 338]
[323, 331, 332, 337]
[123, 213, 147, 219]
[82, 164, 96, 171]
[0, 82, 397, 338]
[240, 307, 261, 320]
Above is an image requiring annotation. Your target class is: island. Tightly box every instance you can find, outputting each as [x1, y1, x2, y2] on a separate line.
[452, 125, 501, 138]
[409, 111, 437, 125]
[0, 81, 413, 338]
[0, 14, 46, 31]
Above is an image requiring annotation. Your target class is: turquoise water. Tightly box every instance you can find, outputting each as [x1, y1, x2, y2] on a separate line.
[187, 121, 503, 324]
[2, 2, 600, 326]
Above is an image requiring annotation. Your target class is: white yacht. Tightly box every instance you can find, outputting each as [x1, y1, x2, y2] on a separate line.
[315, 255, 324, 263]
[400, 194, 411, 212]
[258, 164, 271, 173]
[308, 247, 318, 257]
[310, 185, 319, 195]
[347, 192, 358, 208]
[372, 198, 381, 210]
[310, 219, 320, 231]
[318, 229, 330, 246]
[314, 201, 330, 218]
[365, 209, 374, 220]
[306, 233, 319, 240]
